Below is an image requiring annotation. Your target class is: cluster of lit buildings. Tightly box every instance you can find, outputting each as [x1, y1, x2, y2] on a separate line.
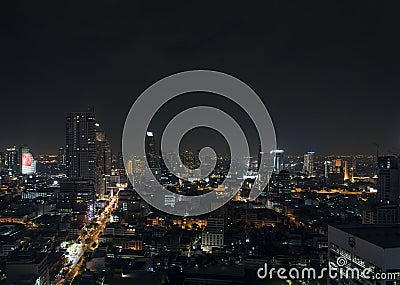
[0, 145, 37, 176]
[1, 116, 400, 284]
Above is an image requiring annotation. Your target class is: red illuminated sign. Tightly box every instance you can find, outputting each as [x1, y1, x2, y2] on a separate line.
[22, 153, 32, 167]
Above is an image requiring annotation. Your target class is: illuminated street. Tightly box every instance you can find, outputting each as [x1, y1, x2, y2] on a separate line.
[53, 192, 119, 285]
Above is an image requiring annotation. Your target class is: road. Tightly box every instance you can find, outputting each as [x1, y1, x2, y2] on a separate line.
[52, 192, 119, 285]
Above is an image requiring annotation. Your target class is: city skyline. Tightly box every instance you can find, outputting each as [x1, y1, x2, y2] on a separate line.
[2, 2, 400, 284]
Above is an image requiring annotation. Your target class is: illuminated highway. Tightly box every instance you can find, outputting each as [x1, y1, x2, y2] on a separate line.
[52, 192, 119, 285]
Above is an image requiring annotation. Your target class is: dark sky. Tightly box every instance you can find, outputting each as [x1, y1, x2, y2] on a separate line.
[1, 1, 400, 155]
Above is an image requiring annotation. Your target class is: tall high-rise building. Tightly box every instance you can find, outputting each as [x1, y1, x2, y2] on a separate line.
[325, 159, 345, 185]
[377, 156, 400, 205]
[57, 147, 65, 170]
[362, 156, 400, 224]
[6, 146, 19, 173]
[0, 151, 5, 168]
[65, 111, 96, 183]
[303, 151, 315, 176]
[20, 145, 36, 175]
[269, 170, 291, 203]
[270, 149, 284, 173]
[183, 150, 195, 169]
[95, 122, 112, 196]
[146, 131, 160, 174]
[343, 160, 350, 181]
[324, 160, 332, 178]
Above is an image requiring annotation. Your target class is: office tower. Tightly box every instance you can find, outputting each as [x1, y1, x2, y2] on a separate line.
[0, 152, 5, 168]
[324, 160, 332, 178]
[20, 145, 36, 175]
[133, 158, 145, 176]
[201, 216, 224, 252]
[57, 179, 95, 222]
[362, 156, 400, 224]
[95, 122, 112, 196]
[269, 170, 291, 203]
[270, 149, 284, 173]
[6, 146, 19, 173]
[181, 149, 201, 181]
[343, 160, 350, 181]
[183, 150, 195, 169]
[126, 160, 133, 177]
[200, 153, 213, 177]
[146, 131, 160, 174]
[325, 159, 345, 185]
[65, 111, 96, 183]
[57, 147, 65, 169]
[376, 156, 400, 205]
[115, 151, 124, 170]
[303, 151, 315, 176]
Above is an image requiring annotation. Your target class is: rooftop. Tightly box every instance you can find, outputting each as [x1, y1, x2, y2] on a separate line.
[6, 251, 47, 265]
[332, 224, 400, 248]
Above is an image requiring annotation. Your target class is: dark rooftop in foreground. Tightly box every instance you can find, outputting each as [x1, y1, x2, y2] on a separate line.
[332, 224, 400, 249]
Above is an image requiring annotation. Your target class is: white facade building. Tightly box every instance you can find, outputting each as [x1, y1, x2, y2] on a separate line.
[201, 217, 224, 252]
[328, 225, 400, 285]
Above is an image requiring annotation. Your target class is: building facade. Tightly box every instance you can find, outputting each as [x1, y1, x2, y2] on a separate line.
[6, 251, 49, 285]
[362, 156, 400, 224]
[201, 217, 224, 252]
[328, 225, 400, 285]
[303, 151, 315, 176]
[65, 111, 96, 183]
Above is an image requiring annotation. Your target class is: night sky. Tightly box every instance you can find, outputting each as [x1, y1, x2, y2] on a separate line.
[1, 1, 400, 155]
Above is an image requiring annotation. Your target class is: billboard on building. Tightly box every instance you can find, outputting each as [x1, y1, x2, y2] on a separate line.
[22, 153, 32, 167]
[21, 152, 36, 175]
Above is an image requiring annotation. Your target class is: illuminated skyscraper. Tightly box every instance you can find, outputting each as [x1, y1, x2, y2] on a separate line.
[0, 152, 5, 169]
[343, 160, 350, 181]
[6, 146, 19, 174]
[20, 145, 36, 175]
[303, 151, 315, 176]
[65, 111, 96, 183]
[146, 131, 160, 174]
[181, 149, 201, 181]
[95, 122, 112, 196]
[324, 160, 332, 178]
[376, 156, 400, 205]
[362, 156, 400, 224]
[270, 149, 284, 173]
[57, 147, 65, 170]
[126, 160, 133, 176]
[183, 150, 195, 169]
[325, 159, 345, 185]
